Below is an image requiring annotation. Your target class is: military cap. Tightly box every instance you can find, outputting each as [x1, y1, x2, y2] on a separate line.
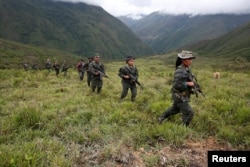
[126, 56, 135, 62]
[178, 50, 196, 59]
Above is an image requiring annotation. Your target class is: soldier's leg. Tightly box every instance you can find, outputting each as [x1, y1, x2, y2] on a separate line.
[177, 102, 194, 126]
[97, 80, 103, 94]
[79, 71, 83, 80]
[158, 101, 180, 124]
[121, 82, 129, 99]
[130, 84, 137, 102]
[87, 72, 91, 87]
[91, 79, 97, 92]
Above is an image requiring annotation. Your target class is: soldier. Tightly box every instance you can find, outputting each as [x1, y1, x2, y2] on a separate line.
[158, 50, 196, 126]
[118, 56, 138, 102]
[77, 59, 85, 81]
[88, 55, 105, 93]
[61, 60, 69, 77]
[53, 61, 60, 76]
[23, 62, 29, 71]
[45, 59, 52, 71]
[83, 57, 93, 87]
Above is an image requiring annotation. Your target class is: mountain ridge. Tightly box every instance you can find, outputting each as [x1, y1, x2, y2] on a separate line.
[0, 0, 154, 59]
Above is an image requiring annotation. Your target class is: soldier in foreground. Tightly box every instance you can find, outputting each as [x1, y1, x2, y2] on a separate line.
[89, 55, 105, 94]
[118, 56, 139, 102]
[158, 50, 196, 126]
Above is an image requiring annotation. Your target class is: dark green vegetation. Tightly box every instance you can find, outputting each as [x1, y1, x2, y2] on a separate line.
[0, 54, 249, 166]
[191, 22, 250, 61]
[0, 39, 80, 69]
[0, 0, 154, 59]
[121, 12, 250, 54]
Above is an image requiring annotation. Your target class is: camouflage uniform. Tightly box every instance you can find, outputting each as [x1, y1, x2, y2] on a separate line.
[53, 62, 60, 76]
[89, 61, 105, 93]
[84, 58, 93, 87]
[159, 51, 195, 126]
[77, 60, 85, 81]
[118, 65, 138, 102]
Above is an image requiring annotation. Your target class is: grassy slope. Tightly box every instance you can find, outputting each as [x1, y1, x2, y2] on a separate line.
[0, 54, 249, 166]
[0, 38, 83, 69]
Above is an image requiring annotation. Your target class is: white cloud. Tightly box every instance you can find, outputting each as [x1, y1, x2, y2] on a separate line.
[57, 0, 250, 17]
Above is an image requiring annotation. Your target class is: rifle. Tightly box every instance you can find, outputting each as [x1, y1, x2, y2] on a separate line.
[124, 67, 143, 90]
[127, 73, 143, 90]
[191, 75, 205, 98]
[93, 64, 109, 80]
[97, 70, 109, 80]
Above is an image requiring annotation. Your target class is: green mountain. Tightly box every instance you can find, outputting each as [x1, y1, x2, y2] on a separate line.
[122, 12, 250, 53]
[191, 22, 250, 61]
[0, 38, 80, 69]
[0, 0, 154, 59]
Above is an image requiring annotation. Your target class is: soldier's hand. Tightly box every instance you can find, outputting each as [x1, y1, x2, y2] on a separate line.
[124, 75, 130, 79]
[187, 82, 194, 87]
[95, 71, 99, 75]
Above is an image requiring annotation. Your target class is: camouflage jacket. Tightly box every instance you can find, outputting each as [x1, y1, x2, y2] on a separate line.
[172, 64, 193, 102]
[118, 65, 138, 83]
[89, 61, 105, 79]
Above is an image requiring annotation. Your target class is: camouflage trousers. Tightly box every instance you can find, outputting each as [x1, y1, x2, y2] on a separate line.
[87, 72, 91, 87]
[91, 78, 103, 93]
[79, 71, 84, 81]
[120, 81, 137, 102]
[160, 100, 194, 126]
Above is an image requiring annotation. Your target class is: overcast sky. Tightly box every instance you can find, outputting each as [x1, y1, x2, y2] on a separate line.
[58, 0, 250, 18]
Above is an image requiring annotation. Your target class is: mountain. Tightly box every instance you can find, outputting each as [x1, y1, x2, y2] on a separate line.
[124, 12, 250, 53]
[0, 0, 154, 59]
[0, 38, 80, 69]
[118, 14, 146, 27]
[191, 22, 250, 61]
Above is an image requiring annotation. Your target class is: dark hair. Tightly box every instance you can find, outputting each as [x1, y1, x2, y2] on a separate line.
[175, 57, 182, 69]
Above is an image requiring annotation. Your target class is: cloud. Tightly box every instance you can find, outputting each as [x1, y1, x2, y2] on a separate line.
[56, 0, 250, 17]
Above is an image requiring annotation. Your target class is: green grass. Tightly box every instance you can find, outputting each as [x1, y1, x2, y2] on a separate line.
[0, 54, 250, 166]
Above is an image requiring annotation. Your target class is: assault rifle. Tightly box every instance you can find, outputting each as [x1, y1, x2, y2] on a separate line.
[98, 70, 109, 80]
[123, 66, 143, 90]
[191, 75, 205, 98]
[93, 64, 109, 80]
[128, 73, 143, 90]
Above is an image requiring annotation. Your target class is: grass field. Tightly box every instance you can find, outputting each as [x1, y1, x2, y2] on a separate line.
[0, 54, 249, 166]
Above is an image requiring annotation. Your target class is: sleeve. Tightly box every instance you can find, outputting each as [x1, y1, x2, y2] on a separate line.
[88, 62, 95, 75]
[118, 67, 125, 78]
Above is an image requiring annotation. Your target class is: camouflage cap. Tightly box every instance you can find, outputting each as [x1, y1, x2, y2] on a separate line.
[126, 56, 135, 62]
[177, 50, 196, 59]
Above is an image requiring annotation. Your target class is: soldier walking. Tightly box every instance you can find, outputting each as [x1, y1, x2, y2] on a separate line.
[61, 60, 69, 77]
[45, 59, 52, 71]
[158, 50, 196, 126]
[118, 56, 138, 102]
[89, 55, 105, 93]
[53, 61, 60, 76]
[77, 60, 85, 81]
[84, 57, 93, 87]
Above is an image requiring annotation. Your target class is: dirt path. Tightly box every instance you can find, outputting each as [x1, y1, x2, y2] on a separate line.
[75, 136, 234, 167]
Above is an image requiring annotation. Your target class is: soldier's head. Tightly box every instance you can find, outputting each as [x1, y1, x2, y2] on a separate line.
[177, 50, 195, 67]
[126, 56, 135, 66]
[94, 55, 100, 63]
[88, 57, 93, 62]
